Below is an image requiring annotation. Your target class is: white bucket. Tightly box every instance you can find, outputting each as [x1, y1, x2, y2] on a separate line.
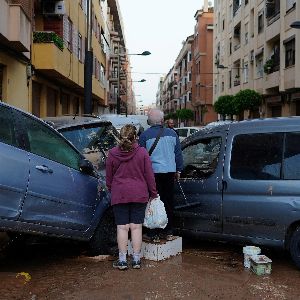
[243, 246, 261, 268]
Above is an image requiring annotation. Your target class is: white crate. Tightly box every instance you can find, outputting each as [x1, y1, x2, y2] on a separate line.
[128, 236, 182, 261]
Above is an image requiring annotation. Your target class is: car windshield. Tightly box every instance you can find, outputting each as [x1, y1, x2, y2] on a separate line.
[59, 124, 118, 171]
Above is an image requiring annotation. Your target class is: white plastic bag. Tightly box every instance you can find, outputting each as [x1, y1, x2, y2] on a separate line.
[143, 195, 168, 229]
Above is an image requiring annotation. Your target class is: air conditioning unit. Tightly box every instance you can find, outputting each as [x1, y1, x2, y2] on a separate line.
[43, 1, 65, 16]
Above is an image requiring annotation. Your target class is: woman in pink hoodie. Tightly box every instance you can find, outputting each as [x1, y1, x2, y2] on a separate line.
[106, 124, 157, 270]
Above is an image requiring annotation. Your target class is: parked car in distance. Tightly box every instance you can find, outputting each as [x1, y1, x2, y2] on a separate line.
[0, 103, 115, 255]
[175, 127, 200, 142]
[174, 117, 300, 268]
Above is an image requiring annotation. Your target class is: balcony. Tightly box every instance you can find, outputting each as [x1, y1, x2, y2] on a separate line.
[32, 33, 84, 90]
[265, 70, 279, 90]
[0, 3, 31, 52]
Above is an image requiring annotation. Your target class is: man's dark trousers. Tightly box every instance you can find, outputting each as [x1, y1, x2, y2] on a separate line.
[154, 172, 175, 235]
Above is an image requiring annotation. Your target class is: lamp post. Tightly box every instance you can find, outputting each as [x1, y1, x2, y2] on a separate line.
[117, 50, 151, 114]
[125, 79, 146, 117]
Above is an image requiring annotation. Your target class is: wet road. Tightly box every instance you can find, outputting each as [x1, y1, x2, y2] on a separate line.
[0, 233, 300, 300]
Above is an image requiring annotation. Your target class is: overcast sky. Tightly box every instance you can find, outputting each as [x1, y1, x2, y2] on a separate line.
[118, 0, 212, 107]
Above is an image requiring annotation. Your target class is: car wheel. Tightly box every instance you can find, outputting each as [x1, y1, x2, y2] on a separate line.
[290, 227, 300, 269]
[88, 208, 117, 256]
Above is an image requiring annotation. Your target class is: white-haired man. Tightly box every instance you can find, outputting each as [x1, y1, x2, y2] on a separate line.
[139, 108, 183, 241]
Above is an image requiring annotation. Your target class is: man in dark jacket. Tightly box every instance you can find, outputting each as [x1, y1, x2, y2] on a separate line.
[139, 109, 183, 241]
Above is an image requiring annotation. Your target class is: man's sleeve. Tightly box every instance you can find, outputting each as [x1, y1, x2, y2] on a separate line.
[174, 135, 183, 172]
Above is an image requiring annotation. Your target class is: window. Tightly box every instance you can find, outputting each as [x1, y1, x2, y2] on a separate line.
[229, 70, 232, 88]
[285, 38, 295, 67]
[66, 18, 73, 51]
[243, 63, 249, 83]
[78, 33, 82, 61]
[245, 0, 248, 5]
[256, 55, 264, 78]
[284, 132, 300, 179]
[286, 0, 296, 12]
[181, 137, 221, 179]
[230, 133, 283, 180]
[21, 114, 81, 170]
[0, 105, 18, 147]
[245, 22, 249, 45]
[258, 11, 264, 34]
[100, 64, 105, 84]
[188, 72, 192, 82]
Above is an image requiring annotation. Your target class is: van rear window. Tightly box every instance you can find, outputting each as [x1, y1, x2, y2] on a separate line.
[230, 133, 283, 180]
[231, 132, 300, 180]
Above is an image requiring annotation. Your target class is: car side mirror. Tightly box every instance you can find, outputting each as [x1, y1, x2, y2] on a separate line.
[79, 158, 94, 175]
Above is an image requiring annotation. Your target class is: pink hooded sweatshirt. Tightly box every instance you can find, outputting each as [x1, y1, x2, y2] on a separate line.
[106, 143, 157, 205]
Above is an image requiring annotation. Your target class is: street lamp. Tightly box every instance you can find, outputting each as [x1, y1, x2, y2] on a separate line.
[290, 21, 300, 29]
[125, 79, 146, 116]
[117, 51, 151, 114]
[131, 79, 146, 83]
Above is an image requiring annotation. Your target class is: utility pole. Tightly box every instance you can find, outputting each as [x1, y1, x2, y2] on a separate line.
[84, 0, 93, 114]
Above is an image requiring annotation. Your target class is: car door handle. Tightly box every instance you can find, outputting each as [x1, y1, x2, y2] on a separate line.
[35, 165, 53, 174]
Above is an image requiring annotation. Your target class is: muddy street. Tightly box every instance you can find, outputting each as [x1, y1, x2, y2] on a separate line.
[0, 234, 300, 300]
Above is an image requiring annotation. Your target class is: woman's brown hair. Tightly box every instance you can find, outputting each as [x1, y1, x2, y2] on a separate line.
[119, 124, 137, 151]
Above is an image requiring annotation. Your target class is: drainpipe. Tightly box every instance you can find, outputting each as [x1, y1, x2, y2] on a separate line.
[84, 0, 93, 114]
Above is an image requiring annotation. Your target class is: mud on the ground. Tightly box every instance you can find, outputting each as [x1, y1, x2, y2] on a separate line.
[0, 234, 299, 300]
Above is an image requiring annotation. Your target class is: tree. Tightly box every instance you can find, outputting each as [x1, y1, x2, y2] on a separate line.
[176, 109, 194, 121]
[213, 95, 237, 120]
[164, 112, 177, 120]
[234, 89, 262, 117]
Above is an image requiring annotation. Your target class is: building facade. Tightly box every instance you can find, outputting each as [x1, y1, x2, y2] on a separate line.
[0, 0, 32, 110]
[158, 1, 216, 126]
[192, 5, 217, 124]
[214, 0, 299, 118]
[1, 0, 130, 118]
[175, 35, 193, 113]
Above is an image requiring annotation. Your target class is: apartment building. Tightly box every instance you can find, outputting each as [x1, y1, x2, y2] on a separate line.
[214, 0, 299, 118]
[175, 35, 193, 113]
[0, 0, 32, 110]
[0, 0, 129, 118]
[192, 5, 217, 124]
[32, 0, 112, 117]
[158, 1, 216, 125]
[161, 66, 178, 115]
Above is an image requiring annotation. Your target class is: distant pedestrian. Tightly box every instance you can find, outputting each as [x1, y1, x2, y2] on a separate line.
[139, 109, 183, 242]
[106, 124, 157, 270]
[166, 118, 175, 129]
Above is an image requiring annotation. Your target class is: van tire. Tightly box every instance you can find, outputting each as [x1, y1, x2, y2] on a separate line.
[289, 227, 300, 269]
[88, 209, 117, 256]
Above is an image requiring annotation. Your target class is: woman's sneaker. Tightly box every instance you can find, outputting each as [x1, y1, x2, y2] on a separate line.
[113, 260, 128, 270]
[132, 260, 141, 269]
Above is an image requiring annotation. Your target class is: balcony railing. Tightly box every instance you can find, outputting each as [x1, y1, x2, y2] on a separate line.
[33, 31, 64, 51]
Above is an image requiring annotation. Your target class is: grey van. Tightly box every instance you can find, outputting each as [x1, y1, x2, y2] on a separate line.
[174, 117, 300, 268]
